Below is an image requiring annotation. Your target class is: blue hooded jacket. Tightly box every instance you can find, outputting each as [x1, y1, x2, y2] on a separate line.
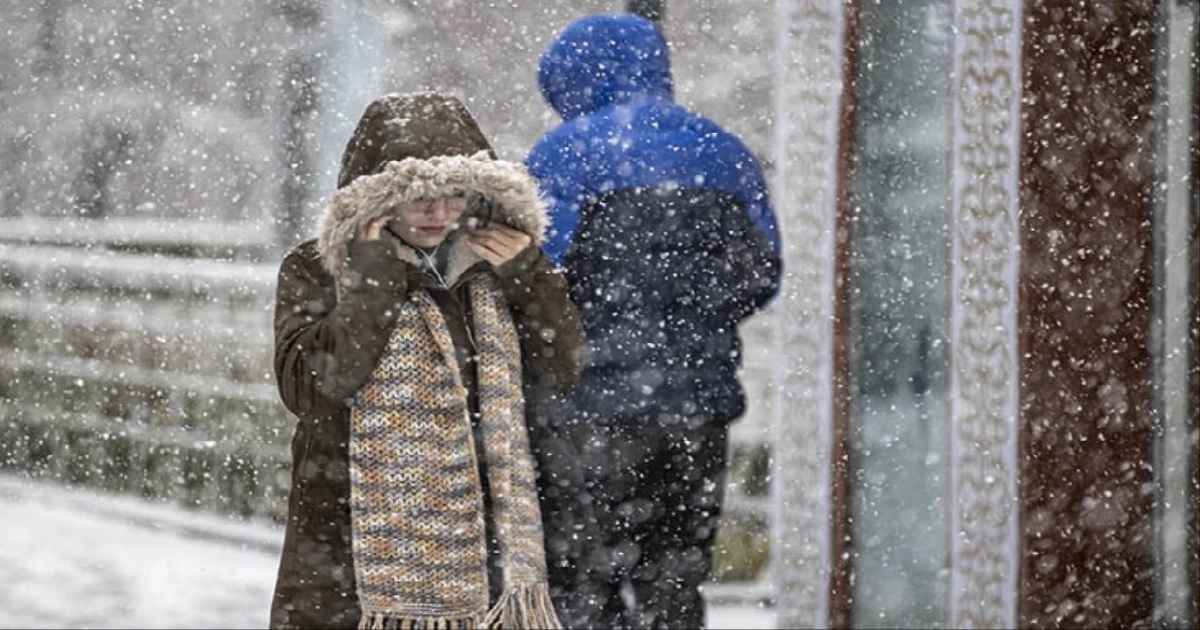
[527, 13, 782, 422]
[529, 13, 782, 264]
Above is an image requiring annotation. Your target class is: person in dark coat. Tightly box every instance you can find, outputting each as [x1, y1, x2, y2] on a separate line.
[269, 92, 585, 629]
[526, 13, 783, 630]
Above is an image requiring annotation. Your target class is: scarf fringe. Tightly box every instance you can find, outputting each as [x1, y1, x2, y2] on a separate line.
[482, 582, 562, 629]
[356, 583, 560, 630]
[358, 612, 481, 629]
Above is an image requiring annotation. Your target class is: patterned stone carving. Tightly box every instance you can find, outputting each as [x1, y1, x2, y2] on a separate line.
[770, 1, 845, 627]
[947, 1, 1022, 628]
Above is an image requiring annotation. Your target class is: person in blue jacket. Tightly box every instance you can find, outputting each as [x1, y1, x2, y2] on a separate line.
[526, 13, 783, 629]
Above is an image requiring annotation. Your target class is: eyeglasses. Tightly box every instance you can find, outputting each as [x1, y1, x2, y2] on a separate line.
[390, 193, 496, 229]
[393, 194, 469, 216]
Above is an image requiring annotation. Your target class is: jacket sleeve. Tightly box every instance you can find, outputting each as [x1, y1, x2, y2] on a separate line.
[526, 131, 588, 266]
[732, 145, 783, 259]
[494, 243, 586, 399]
[683, 199, 782, 324]
[727, 137, 783, 309]
[720, 206, 782, 321]
[273, 241, 410, 420]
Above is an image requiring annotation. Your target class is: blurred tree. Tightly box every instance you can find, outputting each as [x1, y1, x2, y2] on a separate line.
[274, 0, 326, 254]
[74, 125, 135, 219]
[627, 0, 664, 22]
[34, 1, 63, 80]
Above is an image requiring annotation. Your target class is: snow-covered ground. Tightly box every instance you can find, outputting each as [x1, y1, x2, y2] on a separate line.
[0, 473, 774, 629]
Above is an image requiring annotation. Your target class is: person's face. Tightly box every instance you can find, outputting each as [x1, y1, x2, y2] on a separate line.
[386, 193, 468, 249]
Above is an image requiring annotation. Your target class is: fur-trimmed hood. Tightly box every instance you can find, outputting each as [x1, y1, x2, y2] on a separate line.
[316, 151, 548, 284]
[315, 93, 548, 284]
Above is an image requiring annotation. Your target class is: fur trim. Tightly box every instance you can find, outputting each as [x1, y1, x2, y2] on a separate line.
[317, 151, 548, 281]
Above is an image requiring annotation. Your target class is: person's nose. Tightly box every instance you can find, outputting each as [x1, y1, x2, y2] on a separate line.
[427, 198, 455, 218]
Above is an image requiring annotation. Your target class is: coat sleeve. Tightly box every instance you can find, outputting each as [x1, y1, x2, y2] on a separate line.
[731, 143, 783, 259]
[674, 194, 781, 325]
[723, 134, 783, 310]
[526, 131, 588, 266]
[715, 205, 782, 322]
[494, 243, 586, 399]
[273, 241, 410, 419]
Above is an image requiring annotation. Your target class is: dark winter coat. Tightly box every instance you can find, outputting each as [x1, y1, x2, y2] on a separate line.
[527, 14, 782, 423]
[269, 93, 585, 629]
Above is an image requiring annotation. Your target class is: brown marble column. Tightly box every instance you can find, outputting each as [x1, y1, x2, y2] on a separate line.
[1018, 1, 1158, 627]
[828, 4, 858, 627]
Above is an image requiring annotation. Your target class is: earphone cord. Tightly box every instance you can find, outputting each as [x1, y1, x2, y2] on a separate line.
[417, 243, 478, 354]
[418, 244, 447, 289]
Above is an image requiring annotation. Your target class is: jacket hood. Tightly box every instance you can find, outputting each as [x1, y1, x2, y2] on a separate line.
[336, 92, 495, 188]
[318, 93, 547, 282]
[537, 13, 674, 120]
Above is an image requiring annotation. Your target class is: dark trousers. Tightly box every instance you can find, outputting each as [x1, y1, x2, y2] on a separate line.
[555, 415, 730, 630]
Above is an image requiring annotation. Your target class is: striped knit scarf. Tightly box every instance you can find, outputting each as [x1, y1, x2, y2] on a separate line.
[348, 276, 561, 629]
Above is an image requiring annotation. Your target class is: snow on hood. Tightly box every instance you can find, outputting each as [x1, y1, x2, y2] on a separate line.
[537, 13, 675, 120]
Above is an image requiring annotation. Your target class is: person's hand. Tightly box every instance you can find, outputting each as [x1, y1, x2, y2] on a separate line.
[466, 223, 531, 266]
[357, 216, 393, 241]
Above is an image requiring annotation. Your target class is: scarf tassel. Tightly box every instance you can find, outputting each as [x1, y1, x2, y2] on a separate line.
[356, 583, 560, 630]
[482, 582, 563, 630]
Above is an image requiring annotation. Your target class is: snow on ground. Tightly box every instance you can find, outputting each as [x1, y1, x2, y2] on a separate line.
[0, 473, 774, 629]
[0, 474, 279, 629]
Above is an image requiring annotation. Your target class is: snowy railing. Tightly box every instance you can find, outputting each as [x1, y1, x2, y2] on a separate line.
[0, 217, 292, 521]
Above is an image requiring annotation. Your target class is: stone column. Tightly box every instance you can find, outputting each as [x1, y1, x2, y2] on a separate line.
[771, 1, 850, 627]
[946, 1, 1024, 628]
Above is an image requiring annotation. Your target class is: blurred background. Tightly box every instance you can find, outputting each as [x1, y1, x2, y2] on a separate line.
[0, 0, 781, 604]
[0, 0, 775, 244]
[1, 1, 1196, 629]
